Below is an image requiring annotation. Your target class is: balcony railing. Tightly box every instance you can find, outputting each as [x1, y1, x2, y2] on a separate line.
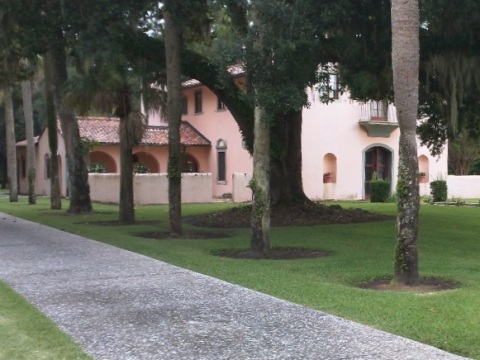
[358, 101, 398, 138]
[358, 101, 397, 123]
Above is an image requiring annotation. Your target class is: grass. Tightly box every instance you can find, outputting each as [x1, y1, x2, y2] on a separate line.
[1, 197, 480, 359]
[0, 281, 91, 360]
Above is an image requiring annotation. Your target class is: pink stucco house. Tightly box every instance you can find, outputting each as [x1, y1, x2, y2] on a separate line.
[16, 75, 447, 202]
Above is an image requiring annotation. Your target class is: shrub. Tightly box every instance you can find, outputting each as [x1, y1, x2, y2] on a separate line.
[430, 180, 447, 202]
[370, 179, 391, 203]
[88, 162, 106, 173]
[134, 162, 150, 174]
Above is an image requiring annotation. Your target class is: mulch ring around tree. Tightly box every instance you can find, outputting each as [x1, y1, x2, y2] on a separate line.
[136, 230, 234, 240]
[358, 277, 459, 293]
[185, 203, 392, 228]
[212, 247, 331, 260]
[75, 220, 161, 226]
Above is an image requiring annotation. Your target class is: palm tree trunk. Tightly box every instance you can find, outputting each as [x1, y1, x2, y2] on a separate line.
[164, 2, 183, 235]
[21, 80, 36, 205]
[391, 0, 420, 285]
[49, 27, 91, 214]
[118, 117, 135, 224]
[4, 85, 18, 202]
[44, 51, 62, 209]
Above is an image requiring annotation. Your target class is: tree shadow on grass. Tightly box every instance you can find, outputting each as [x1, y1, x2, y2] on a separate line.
[358, 277, 459, 293]
[212, 247, 332, 260]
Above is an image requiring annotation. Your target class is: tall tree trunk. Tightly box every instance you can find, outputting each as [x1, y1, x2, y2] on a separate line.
[21, 80, 36, 205]
[118, 117, 135, 224]
[164, 3, 183, 235]
[391, 0, 420, 285]
[251, 106, 271, 258]
[44, 51, 61, 209]
[49, 28, 92, 214]
[4, 86, 18, 202]
[270, 110, 311, 206]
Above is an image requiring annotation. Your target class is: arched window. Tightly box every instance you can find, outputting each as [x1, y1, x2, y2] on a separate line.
[20, 156, 26, 178]
[216, 139, 227, 183]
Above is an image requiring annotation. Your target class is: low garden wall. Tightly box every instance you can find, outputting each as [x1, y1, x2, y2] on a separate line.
[232, 172, 252, 203]
[88, 173, 212, 204]
[447, 175, 480, 199]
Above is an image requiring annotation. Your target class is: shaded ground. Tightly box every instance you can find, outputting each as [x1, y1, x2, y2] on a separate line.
[186, 203, 392, 228]
[76, 220, 161, 226]
[136, 230, 234, 240]
[212, 247, 331, 260]
[358, 277, 459, 293]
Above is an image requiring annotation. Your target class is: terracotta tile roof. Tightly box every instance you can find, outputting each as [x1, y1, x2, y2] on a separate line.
[15, 136, 39, 147]
[182, 64, 245, 89]
[77, 117, 210, 146]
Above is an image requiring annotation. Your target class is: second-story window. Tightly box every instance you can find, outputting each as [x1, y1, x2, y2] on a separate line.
[194, 90, 203, 114]
[327, 74, 339, 100]
[318, 66, 340, 102]
[217, 97, 226, 111]
[182, 96, 188, 115]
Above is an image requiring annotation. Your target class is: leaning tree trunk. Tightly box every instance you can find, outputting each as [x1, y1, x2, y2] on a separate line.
[270, 110, 311, 206]
[44, 51, 61, 209]
[164, 2, 183, 235]
[4, 86, 18, 202]
[250, 105, 271, 258]
[21, 80, 36, 205]
[49, 28, 92, 214]
[391, 0, 420, 285]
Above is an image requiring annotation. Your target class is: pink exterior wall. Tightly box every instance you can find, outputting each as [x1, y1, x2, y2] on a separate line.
[18, 129, 68, 197]
[181, 86, 253, 197]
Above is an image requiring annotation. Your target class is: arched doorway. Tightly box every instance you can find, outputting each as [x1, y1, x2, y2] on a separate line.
[364, 146, 392, 199]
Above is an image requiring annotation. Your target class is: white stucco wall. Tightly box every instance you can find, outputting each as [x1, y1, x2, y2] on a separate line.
[232, 172, 252, 202]
[88, 173, 212, 204]
[301, 90, 448, 200]
[447, 175, 480, 199]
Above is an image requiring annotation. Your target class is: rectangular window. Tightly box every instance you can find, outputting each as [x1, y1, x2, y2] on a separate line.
[217, 151, 226, 182]
[217, 97, 226, 111]
[44, 155, 51, 179]
[182, 96, 188, 115]
[194, 91, 203, 114]
[327, 74, 339, 100]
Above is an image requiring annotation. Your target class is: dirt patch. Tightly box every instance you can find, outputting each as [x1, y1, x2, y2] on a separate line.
[212, 247, 331, 260]
[136, 230, 234, 240]
[358, 277, 458, 293]
[76, 220, 161, 226]
[186, 203, 392, 228]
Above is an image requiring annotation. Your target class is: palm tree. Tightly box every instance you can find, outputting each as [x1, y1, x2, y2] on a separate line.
[3, 85, 17, 202]
[21, 78, 36, 205]
[164, 1, 183, 235]
[65, 55, 149, 224]
[391, 0, 420, 285]
[43, 50, 62, 209]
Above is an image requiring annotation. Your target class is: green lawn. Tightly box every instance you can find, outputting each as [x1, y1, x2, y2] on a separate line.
[0, 281, 91, 360]
[1, 197, 479, 359]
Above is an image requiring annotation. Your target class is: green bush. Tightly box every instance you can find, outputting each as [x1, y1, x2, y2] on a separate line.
[370, 179, 391, 203]
[134, 162, 150, 173]
[88, 162, 106, 173]
[430, 180, 448, 202]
